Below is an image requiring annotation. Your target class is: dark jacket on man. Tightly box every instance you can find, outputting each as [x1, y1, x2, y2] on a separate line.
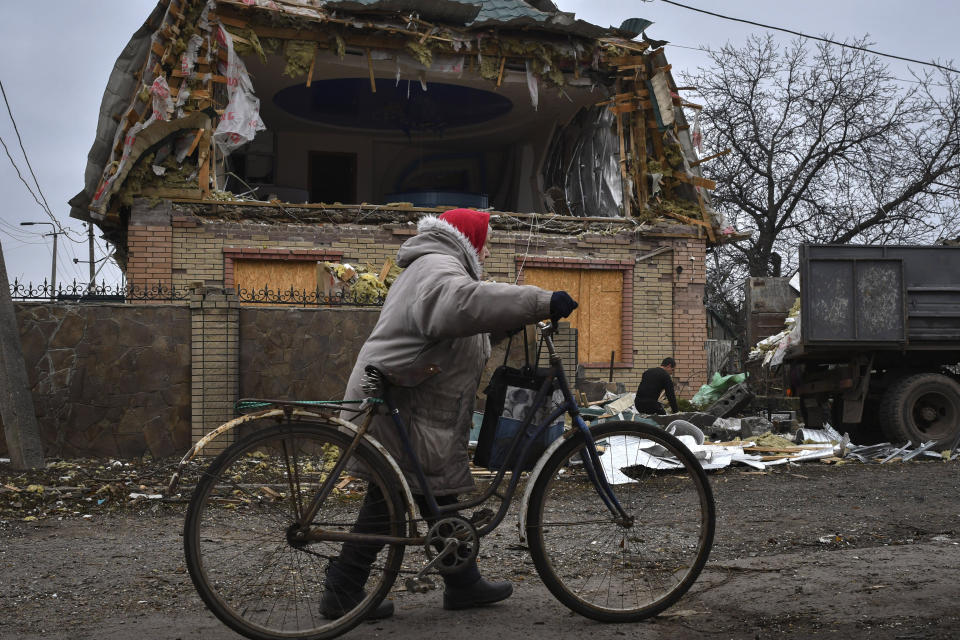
[634, 366, 678, 414]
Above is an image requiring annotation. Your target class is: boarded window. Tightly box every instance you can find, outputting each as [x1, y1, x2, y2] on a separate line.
[234, 259, 319, 303]
[523, 267, 624, 365]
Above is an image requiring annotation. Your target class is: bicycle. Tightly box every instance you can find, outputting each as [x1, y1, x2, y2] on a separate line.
[169, 320, 715, 640]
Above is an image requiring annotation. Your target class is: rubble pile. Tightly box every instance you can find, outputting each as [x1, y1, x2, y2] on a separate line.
[317, 260, 401, 302]
[748, 299, 801, 368]
[579, 388, 960, 473]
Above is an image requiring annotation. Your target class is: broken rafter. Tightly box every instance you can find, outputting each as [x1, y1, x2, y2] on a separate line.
[695, 187, 716, 243]
[607, 53, 649, 66]
[598, 37, 650, 54]
[689, 147, 731, 168]
[365, 49, 374, 92]
[672, 172, 716, 190]
[634, 109, 649, 211]
[614, 76, 631, 218]
[609, 101, 651, 114]
[307, 53, 316, 87]
[656, 208, 710, 228]
[185, 128, 205, 157]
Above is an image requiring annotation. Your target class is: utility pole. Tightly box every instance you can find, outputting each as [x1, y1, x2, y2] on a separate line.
[87, 223, 95, 289]
[0, 239, 45, 469]
[20, 221, 62, 300]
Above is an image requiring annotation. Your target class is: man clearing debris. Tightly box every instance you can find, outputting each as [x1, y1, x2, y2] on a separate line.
[634, 357, 679, 415]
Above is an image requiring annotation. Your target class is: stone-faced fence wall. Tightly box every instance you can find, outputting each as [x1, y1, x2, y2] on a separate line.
[1, 296, 379, 459]
[2, 303, 192, 458]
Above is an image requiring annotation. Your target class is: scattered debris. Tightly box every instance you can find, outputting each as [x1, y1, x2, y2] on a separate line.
[577, 390, 955, 473]
[691, 372, 747, 409]
[0, 457, 187, 523]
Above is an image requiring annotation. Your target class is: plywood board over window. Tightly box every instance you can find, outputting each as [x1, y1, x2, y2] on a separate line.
[234, 259, 319, 300]
[224, 249, 343, 306]
[523, 266, 625, 367]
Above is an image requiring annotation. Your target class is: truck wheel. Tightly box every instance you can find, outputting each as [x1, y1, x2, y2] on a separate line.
[879, 373, 960, 445]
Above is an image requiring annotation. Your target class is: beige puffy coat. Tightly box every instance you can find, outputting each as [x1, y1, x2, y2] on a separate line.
[342, 216, 553, 495]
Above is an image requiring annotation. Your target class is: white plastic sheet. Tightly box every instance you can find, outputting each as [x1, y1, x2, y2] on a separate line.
[150, 76, 173, 121]
[214, 25, 266, 154]
[525, 59, 539, 110]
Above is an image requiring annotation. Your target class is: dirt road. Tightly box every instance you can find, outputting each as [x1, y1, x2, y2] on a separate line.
[3, 461, 960, 639]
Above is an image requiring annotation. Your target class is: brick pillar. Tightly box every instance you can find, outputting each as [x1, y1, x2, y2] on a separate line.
[127, 199, 173, 297]
[191, 286, 240, 453]
[671, 239, 708, 399]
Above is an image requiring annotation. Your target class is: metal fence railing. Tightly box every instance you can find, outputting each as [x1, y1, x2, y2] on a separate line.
[235, 286, 384, 307]
[9, 280, 385, 307]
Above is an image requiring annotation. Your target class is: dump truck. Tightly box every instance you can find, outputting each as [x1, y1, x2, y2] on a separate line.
[784, 243, 960, 445]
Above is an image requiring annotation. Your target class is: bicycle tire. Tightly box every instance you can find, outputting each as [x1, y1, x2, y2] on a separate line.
[184, 419, 407, 640]
[526, 420, 715, 622]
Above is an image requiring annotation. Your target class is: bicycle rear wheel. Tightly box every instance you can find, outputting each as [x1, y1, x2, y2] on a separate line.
[526, 420, 714, 622]
[184, 419, 407, 640]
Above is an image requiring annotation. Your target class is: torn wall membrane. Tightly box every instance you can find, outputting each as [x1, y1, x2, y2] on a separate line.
[542, 106, 623, 217]
[70, 0, 736, 248]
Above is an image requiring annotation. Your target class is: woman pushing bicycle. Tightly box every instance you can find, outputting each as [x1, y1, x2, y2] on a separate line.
[323, 208, 578, 619]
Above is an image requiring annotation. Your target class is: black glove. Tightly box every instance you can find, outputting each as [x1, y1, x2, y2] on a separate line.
[550, 291, 578, 321]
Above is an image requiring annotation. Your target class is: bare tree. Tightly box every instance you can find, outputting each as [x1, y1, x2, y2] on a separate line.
[688, 35, 960, 286]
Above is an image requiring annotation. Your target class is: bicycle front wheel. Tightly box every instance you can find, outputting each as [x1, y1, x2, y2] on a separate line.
[526, 420, 715, 622]
[184, 419, 407, 640]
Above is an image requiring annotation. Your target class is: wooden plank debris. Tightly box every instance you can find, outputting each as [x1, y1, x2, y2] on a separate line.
[378, 258, 394, 283]
[614, 77, 631, 218]
[690, 148, 731, 168]
[365, 49, 374, 92]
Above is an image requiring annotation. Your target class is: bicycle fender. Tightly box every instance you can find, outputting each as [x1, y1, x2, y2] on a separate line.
[166, 410, 420, 527]
[516, 429, 578, 544]
[338, 423, 421, 530]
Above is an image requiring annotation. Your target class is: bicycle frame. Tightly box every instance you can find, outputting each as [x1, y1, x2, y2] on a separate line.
[296, 321, 631, 548]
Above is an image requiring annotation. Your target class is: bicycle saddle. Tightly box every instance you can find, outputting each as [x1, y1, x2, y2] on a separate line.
[364, 363, 442, 389]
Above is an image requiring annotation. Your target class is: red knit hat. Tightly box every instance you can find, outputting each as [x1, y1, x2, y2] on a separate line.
[439, 208, 490, 255]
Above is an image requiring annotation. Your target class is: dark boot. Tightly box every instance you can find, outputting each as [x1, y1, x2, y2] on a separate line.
[320, 589, 395, 620]
[442, 578, 513, 610]
[323, 486, 394, 619]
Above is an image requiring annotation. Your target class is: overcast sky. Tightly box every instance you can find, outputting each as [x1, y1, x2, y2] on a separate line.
[1, 1, 956, 289]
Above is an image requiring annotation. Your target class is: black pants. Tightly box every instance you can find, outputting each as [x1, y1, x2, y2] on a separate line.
[635, 401, 666, 415]
[325, 485, 482, 594]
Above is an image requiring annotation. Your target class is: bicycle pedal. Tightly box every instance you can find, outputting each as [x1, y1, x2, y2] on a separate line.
[405, 577, 435, 594]
[469, 508, 494, 527]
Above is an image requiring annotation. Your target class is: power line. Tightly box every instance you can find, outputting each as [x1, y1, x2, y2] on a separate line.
[668, 41, 953, 88]
[0, 78, 58, 224]
[0, 77, 86, 250]
[659, 0, 960, 75]
[0, 228, 48, 245]
[0, 134, 49, 214]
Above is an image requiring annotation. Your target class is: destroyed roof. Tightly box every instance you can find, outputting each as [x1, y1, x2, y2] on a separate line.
[68, 0, 626, 223]
[315, 0, 611, 36]
[69, 0, 735, 246]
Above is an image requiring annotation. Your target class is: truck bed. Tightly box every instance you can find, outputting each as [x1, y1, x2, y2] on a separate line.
[788, 244, 960, 361]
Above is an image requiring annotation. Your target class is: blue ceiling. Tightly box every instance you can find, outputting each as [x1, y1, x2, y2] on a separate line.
[274, 78, 514, 135]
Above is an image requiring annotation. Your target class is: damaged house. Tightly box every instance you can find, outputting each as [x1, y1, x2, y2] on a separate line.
[69, 0, 736, 445]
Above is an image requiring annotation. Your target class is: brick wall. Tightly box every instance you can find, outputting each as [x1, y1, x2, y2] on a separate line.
[126, 200, 174, 292]
[190, 287, 240, 453]
[151, 201, 709, 398]
[670, 239, 708, 399]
